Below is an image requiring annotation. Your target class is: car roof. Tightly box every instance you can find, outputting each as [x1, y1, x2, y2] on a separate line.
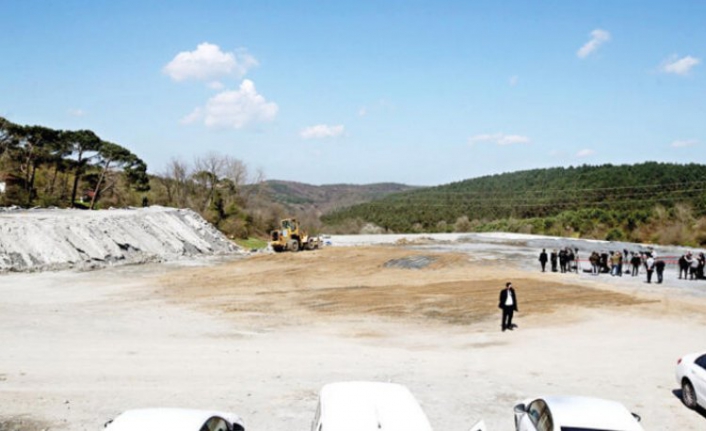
[318, 381, 433, 431]
[105, 408, 244, 431]
[541, 396, 643, 431]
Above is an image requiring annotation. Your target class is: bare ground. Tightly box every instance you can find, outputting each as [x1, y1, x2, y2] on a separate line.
[1, 245, 705, 431]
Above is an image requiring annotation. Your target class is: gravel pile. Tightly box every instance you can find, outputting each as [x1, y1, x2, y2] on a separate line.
[0, 206, 242, 272]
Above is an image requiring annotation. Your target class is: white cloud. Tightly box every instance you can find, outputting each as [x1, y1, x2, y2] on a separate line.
[300, 124, 345, 139]
[468, 133, 531, 146]
[68, 109, 86, 117]
[509, 75, 519, 86]
[181, 79, 278, 128]
[358, 107, 367, 117]
[577, 29, 611, 59]
[660, 55, 700, 75]
[208, 81, 225, 90]
[576, 148, 595, 158]
[163, 42, 258, 82]
[670, 139, 698, 148]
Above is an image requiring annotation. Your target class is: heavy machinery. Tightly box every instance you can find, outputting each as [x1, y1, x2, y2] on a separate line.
[270, 218, 322, 252]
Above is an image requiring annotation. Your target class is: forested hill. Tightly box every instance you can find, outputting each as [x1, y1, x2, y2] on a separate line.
[321, 162, 706, 244]
[263, 180, 419, 213]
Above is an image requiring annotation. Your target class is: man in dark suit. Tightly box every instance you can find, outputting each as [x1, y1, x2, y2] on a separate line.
[498, 282, 518, 331]
[538, 249, 548, 272]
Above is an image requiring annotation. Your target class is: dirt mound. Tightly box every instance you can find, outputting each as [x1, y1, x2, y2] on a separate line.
[0, 206, 241, 272]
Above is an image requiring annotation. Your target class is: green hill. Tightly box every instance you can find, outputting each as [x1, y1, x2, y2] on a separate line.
[263, 180, 420, 213]
[321, 162, 706, 244]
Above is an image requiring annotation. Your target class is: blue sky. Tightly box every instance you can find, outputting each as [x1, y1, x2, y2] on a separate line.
[1, 1, 704, 186]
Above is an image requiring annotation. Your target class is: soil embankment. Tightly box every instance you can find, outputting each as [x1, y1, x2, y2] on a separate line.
[0, 206, 240, 272]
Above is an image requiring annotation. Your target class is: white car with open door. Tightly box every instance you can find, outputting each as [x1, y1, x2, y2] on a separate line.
[512, 396, 643, 431]
[104, 408, 245, 431]
[676, 350, 706, 409]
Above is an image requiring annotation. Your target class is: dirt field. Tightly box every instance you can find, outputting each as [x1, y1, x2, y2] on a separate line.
[1, 244, 705, 431]
[159, 247, 651, 328]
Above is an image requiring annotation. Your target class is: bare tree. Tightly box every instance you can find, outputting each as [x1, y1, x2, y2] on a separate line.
[193, 152, 226, 212]
[159, 157, 190, 208]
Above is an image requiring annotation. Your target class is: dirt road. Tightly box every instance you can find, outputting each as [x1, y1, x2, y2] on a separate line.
[1, 244, 705, 430]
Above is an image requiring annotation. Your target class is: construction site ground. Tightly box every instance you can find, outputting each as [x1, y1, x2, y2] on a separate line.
[1, 239, 705, 431]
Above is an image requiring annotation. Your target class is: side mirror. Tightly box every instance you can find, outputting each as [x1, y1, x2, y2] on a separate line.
[631, 413, 641, 422]
[468, 419, 486, 431]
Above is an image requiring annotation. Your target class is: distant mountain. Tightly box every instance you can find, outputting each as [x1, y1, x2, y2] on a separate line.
[262, 180, 421, 214]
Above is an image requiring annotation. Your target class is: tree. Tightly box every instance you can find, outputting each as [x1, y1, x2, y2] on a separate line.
[193, 153, 226, 212]
[0, 117, 18, 157]
[89, 141, 149, 209]
[159, 157, 190, 208]
[20, 126, 61, 205]
[61, 130, 101, 207]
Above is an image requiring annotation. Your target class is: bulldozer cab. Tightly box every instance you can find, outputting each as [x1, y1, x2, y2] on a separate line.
[281, 218, 298, 232]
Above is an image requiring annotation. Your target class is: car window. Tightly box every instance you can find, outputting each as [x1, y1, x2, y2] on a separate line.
[695, 354, 706, 370]
[201, 417, 230, 431]
[527, 400, 553, 431]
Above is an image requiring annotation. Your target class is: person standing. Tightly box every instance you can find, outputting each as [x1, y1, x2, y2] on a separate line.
[678, 254, 689, 279]
[568, 248, 577, 273]
[645, 253, 655, 283]
[539, 249, 548, 272]
[631, 252, 641, 276]
[550, 250, 558, 272]
[610, 251, 621, 276]
[655, 258, 666, 284]
[589, 251, 599, 275]
[498, 282, 518, 332]
[690, 254, 699, 280]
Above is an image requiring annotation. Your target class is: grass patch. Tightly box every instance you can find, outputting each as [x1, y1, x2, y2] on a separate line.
[234, 237, 268, 250]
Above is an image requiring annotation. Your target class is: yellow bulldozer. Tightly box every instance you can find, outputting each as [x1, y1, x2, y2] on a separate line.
[270, 218, 322, 252]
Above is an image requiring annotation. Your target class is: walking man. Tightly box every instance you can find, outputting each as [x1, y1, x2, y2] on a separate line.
[499, 282, 518, 332]
[539, 249, 548, 272]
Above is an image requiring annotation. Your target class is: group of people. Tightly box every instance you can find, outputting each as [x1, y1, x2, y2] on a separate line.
[587, 250, 666, 283]
[538, 248, 579, 273]
[506, 248, 706, 332]
[677, 252, 706, 280]
[538, 247, 706, 284]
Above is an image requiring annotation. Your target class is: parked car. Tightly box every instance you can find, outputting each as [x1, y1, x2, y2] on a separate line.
[311, 381, 434, 431]
[512, 396, 643, 431]
[676, 350, 706, 409]
[104, 408, 245, 431]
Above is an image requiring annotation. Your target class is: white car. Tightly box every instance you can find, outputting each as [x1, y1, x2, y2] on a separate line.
[676, 350, 706, 409]
[104, 408, 245, 431]
[512, 396, 643, 431]
[310, 381, 434, 431]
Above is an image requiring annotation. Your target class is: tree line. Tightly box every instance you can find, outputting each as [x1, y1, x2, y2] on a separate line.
[0, 117, 149, 208]
[0, 117, 292, 239]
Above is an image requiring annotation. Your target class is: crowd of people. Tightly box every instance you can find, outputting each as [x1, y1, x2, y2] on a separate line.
[538, 247, 706, 284]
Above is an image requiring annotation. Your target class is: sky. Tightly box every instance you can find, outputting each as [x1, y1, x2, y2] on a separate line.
[1, 1, 704, 186]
